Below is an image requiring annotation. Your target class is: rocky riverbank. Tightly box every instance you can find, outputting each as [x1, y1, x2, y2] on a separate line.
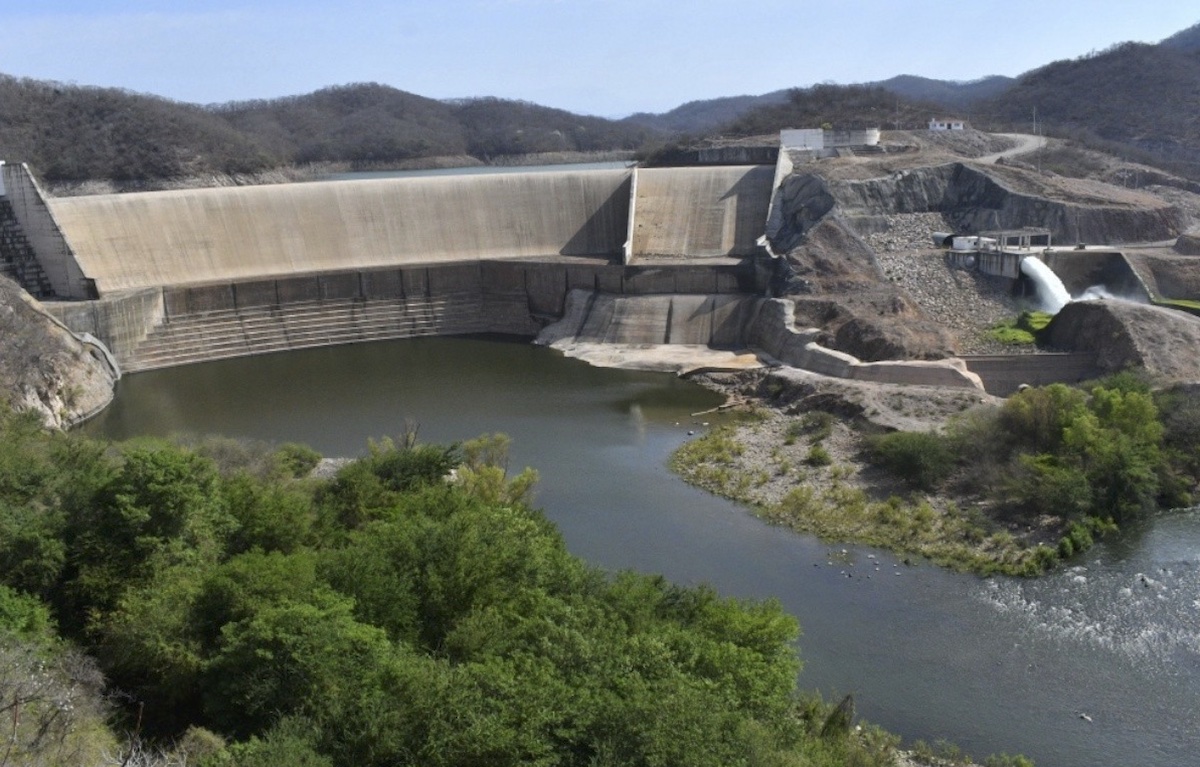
[0, 277, 117, 428]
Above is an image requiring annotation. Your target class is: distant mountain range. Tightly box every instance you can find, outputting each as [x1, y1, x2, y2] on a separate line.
[1, 21, 1197, 183]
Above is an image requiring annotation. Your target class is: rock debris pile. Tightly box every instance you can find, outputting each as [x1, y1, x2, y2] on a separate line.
[864, 213, 1033, 354]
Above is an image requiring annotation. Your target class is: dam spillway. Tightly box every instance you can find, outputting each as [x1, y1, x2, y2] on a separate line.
[630, 166, 774, 259]
[47, 169, 634, 293]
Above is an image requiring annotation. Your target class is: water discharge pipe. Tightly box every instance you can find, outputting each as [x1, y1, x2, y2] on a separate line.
[1019, 256, 1072, 314]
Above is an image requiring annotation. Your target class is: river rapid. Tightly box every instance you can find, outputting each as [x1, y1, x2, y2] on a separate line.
[83, 336, 1200, 767]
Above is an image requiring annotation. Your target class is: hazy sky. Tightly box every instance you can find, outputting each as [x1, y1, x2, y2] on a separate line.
[1, 1, 1196, 117]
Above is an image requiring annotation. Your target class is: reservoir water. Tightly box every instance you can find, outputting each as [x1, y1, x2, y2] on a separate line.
[84, 336, 1200, 767]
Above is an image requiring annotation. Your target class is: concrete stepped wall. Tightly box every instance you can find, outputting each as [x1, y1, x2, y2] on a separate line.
[0, 163, 91, 298]
[0, 199, 56, 297]
[48, 169, 633, 293]
[125, 293, 486, 372]
[65, 259, 755, 372]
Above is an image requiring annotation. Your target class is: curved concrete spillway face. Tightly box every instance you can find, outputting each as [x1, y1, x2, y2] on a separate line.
[632, 166, 774, 259]
[48, 169, 632, 292]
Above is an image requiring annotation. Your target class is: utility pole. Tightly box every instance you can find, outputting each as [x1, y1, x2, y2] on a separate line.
[1033, 107, 1042, 175]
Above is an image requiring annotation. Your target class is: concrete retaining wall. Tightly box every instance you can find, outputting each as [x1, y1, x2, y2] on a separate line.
[0, 163, 91, 299]
[44, 288, 165, 361]
[54, 259, 756, 370]
[963, 353, 1102, 396]
[544, 292, 985, 389]
[538, 290, 765, 347]
[748, 298, 984, 389]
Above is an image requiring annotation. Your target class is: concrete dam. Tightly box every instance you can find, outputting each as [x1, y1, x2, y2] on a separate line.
[0, 155, 1111, 394]
[1, 163, 777, 373]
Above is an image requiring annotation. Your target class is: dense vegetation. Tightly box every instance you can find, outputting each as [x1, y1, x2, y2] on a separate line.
[868, 75, 1016, 111]
[0, 76, 274, 181]
[867, 374, 1200, 561]
[0, 409, 913, 767]
[622, 91, 791, 134]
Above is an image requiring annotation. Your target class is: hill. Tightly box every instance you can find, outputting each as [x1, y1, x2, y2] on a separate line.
[870, 74, 1015, 110]
[0, 75, 275, 182]
[0, 78, 657, 186]
[974, 41, 1200, 174]
[1160, 21, 1200, 52]
[450, 97, 655, 158]
[623, 90, 791, 134]
[721, 83, 946, 136]
[214, 83, 468, 165]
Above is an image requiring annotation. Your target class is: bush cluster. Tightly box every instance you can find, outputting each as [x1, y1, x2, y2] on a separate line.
[867, 377, 1200, 559]
[0, 406, 911, 767]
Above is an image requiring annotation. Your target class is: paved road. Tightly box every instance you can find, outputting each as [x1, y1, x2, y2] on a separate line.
[976, 133, 1047, 164]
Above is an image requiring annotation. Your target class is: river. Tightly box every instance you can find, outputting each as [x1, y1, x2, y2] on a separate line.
[83, 336, 1200, 767]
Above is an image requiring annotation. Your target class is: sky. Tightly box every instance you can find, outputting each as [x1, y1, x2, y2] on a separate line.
[1, 1, 1197, 118]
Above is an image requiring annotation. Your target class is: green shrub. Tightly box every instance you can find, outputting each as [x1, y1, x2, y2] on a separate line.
[274, 443, 322, 478]
[867, 430, 956, 491]
[986, 311, 1052, 345]
[805, 445, 833, 467]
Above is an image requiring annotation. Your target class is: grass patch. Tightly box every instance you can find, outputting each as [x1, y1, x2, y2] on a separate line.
[669, 425, 746, 495]
[805, 445, 833, 467]
[1154, 298, 1200, 318]
[986, 310, 1053, 346]
[785, 411, 836, 445]
[761, 489, 1055, 576]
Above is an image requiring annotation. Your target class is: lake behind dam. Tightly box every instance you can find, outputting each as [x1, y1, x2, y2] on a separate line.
[84, 335, 1200, 767]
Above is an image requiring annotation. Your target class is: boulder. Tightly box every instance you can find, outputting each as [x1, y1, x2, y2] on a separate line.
[1044, 300, 1200, 383]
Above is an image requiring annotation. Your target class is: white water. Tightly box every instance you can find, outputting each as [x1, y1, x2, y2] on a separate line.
[1020, 257, 1073, 313]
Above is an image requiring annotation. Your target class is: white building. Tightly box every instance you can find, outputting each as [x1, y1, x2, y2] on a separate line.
[929, 118, 966, 131]
[779, 128, 881, 151]
[780, 129, 826, 151]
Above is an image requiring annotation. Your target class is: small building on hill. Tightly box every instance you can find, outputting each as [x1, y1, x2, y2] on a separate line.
[929, 118, 966, 131]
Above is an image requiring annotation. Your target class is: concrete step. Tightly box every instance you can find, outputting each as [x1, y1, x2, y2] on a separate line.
[141, 310, 478, 351]
[126, 320, 484, 372]
[143, 296, 478, 340]
[123, 296, 488, 372]
[162, 299, 471, 331]
[137, 305, 483, 351]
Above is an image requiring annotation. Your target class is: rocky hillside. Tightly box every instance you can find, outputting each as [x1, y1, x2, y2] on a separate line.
[0, 277, 117, 428]
[1044, 300, 1200, 381]
[765, 131, 1192, 362]
[974, 40, 1200, 175]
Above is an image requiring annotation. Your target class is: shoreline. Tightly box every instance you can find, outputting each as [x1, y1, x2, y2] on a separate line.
[673, 368, 1070, 576]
